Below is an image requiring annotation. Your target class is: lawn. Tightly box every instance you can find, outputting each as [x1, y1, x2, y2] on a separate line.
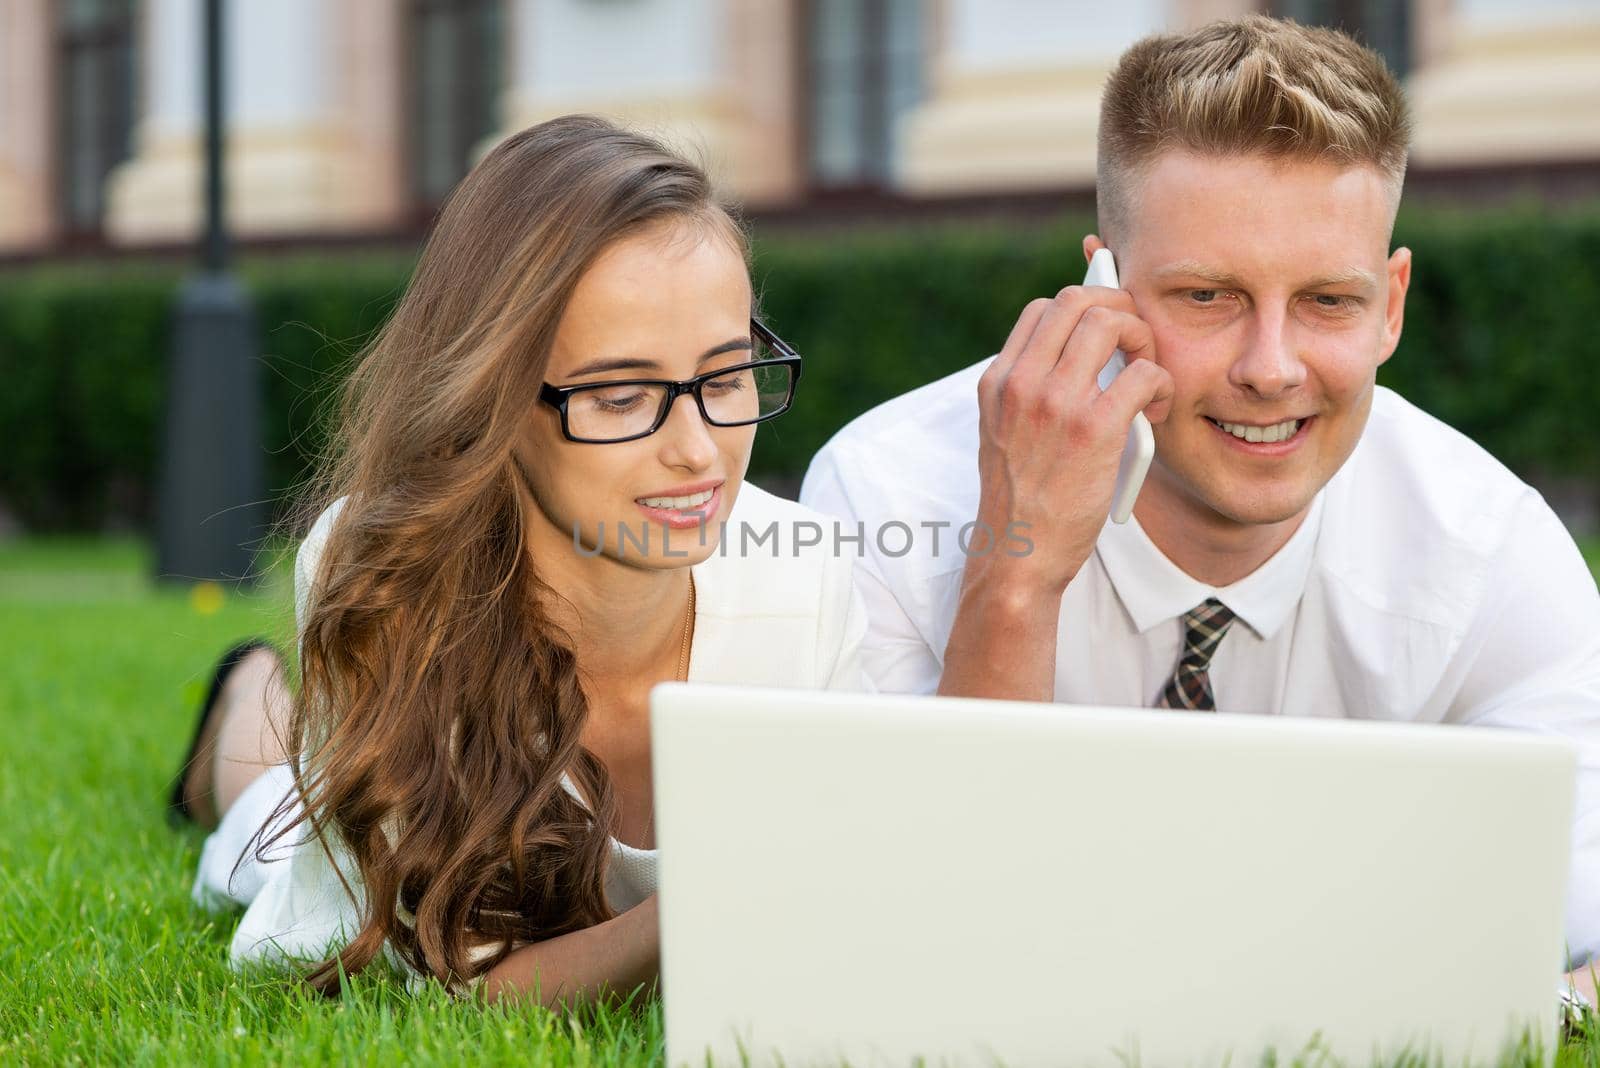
[2, 536, 1599, 1066]
[0, 538, 660, 1065]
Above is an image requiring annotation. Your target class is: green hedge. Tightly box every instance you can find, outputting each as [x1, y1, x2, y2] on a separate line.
[2, 204, 1597, 531]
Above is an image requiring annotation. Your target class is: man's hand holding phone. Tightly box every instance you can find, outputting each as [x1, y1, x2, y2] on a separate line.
[938, 247, 1173, 703]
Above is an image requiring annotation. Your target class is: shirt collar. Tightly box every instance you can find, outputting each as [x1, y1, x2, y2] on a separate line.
[1094, 492, 1325, 640]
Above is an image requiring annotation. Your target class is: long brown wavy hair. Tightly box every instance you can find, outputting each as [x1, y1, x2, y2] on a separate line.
[259, 116, 745, 993]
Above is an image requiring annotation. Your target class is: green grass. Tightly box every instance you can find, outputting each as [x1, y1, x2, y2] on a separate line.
[2, 538, 1599, 1066]
[0, 540, 661, 1065]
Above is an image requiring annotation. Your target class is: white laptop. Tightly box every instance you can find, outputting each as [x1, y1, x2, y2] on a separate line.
[650, 683, 1577, 1067]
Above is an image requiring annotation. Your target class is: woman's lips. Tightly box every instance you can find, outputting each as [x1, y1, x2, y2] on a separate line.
[635, 483, 722, 530]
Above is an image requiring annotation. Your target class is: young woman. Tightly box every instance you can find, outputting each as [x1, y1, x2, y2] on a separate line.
[168, 115, 866, 1006]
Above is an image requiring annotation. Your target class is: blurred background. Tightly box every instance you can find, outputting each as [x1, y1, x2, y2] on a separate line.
[0, 0, 1597, 545]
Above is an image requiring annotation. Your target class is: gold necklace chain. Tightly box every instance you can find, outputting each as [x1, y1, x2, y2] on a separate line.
[675, 574, 696, 682]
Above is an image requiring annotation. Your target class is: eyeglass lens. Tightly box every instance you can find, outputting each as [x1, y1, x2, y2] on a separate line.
[564, 356, 793, 442]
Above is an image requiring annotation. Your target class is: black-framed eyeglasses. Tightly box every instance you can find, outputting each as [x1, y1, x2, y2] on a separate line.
[539, 319, 803, 444]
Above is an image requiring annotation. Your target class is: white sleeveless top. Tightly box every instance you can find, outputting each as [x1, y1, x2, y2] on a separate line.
[192, 483, 868, 983]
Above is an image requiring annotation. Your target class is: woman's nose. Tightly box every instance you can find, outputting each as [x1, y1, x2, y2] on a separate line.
[656, 391, 718, 469]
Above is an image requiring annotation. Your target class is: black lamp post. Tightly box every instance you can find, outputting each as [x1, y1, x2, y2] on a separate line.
[155, 0, 264, 584]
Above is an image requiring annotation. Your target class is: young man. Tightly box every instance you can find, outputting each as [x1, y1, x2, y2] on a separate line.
[799, 16, 1600, 1001]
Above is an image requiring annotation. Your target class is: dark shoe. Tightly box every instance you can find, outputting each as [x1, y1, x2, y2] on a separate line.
[166, 638, 282, 828]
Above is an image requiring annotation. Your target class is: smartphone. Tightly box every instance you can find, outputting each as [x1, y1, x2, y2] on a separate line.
[1083, 248, 1155, 524]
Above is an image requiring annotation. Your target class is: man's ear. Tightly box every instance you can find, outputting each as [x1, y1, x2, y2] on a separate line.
[1378, 246, 1412, 368]
[1083, 234, 1108, 265]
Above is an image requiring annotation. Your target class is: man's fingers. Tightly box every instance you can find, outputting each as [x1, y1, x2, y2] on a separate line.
[982, 287, 1145, 431]
[995, 288, 1138, 395]
[998, 298, 1053, 363]
[1098, 356, 1175, 429]
[1052, 304, 1156, 391]
[986, 294, 1065, 386]
[1022, 287, 1138, 374]
[980, 297, 1053, 419]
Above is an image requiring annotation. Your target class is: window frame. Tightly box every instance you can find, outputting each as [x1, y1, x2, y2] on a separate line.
[54, 0, 140, 245]
[402, 0, 506, 220]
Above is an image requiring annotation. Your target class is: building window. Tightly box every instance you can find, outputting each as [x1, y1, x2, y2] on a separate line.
[407, 0, 505, 208]
[57, 0, 139, 238]
[803, 0, 924, 191]
[1273, 0, 1411, 78]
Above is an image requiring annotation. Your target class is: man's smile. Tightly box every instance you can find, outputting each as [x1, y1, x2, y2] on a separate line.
[1203, 414, 1315, 452]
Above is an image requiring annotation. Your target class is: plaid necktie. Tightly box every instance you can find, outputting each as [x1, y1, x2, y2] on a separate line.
[1156, 598, 1236, 712]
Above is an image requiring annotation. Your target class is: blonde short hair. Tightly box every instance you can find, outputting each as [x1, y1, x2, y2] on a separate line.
[1096, 16, 1410, 242]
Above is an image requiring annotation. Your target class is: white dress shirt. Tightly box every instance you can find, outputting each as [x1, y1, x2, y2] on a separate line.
[800, 357, 1600, 964]
[192, 482, 868, 982]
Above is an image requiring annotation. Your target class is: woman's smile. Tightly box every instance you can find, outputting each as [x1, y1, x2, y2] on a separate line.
[634, 479, 723, 529]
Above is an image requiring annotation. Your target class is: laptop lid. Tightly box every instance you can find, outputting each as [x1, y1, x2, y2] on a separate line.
[651, 683, 1576, 1067]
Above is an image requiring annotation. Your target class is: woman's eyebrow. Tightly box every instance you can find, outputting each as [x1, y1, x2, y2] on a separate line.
[567, 337, 753, 378]
[700, 337, 754, 360]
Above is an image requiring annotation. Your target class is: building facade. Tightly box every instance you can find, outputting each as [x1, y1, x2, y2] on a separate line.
[1, 0, 1597, 257]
